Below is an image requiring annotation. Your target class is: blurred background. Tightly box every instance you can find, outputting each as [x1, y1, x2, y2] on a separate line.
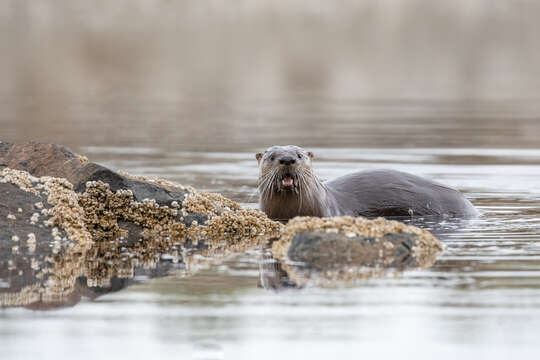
[2, 0, 540, 150]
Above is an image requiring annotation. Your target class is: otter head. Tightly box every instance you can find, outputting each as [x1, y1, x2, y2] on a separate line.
[256, 145, 320, 221]
[256, 145, 313, 194]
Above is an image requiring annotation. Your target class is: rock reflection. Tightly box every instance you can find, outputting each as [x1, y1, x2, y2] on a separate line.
[0, 214, 278, 310]
[259, 242, 440, 290]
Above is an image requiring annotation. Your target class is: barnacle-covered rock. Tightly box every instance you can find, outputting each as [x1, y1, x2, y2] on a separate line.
[265, 216, 442, 287]
[0, 159, 281, 308]
[0, 167, 93, 308]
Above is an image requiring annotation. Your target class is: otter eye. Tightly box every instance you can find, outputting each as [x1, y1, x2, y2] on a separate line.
[270, 156, 275, 161]
[297, 153, 302, 159]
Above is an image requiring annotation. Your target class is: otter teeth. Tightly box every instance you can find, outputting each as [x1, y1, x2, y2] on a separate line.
[281, 174, 294, 187]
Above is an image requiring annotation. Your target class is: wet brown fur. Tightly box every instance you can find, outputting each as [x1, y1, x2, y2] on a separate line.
[256, 145, 478, 221]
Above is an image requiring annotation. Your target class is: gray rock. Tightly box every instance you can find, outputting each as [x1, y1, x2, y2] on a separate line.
[0, 182, 71, 298]
[73, 163, 188, 206]
[0, 141, 209, 309]
[288, 231, 420, 270]
[0, 141, 189, 207]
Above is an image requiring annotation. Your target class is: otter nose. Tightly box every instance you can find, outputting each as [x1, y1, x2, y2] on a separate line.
[279, 156, 296, 166]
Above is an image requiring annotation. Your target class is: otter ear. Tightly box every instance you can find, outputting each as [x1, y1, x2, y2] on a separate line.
[255, 152, 263, 164]
[307, 151, 314, 159]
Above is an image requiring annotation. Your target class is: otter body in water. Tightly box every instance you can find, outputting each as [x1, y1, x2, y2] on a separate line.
[256, 145, 478, 221]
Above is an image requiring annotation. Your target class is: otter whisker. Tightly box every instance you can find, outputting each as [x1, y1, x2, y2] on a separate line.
[259, 167, 280, 203]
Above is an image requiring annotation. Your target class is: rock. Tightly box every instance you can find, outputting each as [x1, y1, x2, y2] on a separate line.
[0, 167, 263, 308]
[0, 142, 281, 309]
[0, 141, 189, 206]
[0, 182, 71, 296]
[0, 141, 87, 180]
[267, 216, 442, 287]
[0, 168, 93, 308]
[288, 232, 420, 270]
[72, 163, 192, 206]
[272, 216, 442, 261]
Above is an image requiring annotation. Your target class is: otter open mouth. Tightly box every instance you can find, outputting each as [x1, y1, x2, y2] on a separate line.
[280, 173, 298, 191]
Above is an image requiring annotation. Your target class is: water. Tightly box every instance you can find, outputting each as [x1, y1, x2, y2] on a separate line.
[3, 1, 540, 358]
[3, 104, 540, 358]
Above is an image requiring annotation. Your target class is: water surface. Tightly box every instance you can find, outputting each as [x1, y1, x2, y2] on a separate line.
[3, 113, 540, 358]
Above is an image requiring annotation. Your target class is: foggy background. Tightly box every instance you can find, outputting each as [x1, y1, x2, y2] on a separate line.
[1, 0, 540, 149]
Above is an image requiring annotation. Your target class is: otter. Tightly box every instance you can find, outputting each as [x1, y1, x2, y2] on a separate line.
[256, 145, 478, 221]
